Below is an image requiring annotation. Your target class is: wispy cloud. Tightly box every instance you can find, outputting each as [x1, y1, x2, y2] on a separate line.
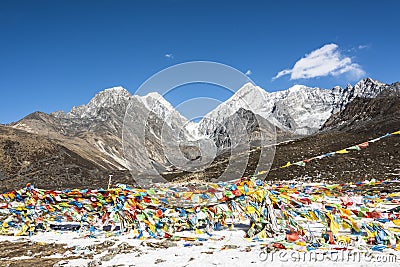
[358, 44, 369, 50]
[245, 69, 252, 76]
[273, 43, 365, 81]
[165, 53, 174, 59]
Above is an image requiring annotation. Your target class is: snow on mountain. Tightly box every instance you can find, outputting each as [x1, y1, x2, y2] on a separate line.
[341, 78, 387, 104]
[43, 78, 393, 174]
[50, 87, 194, 173]
[60, 88, 189, 133]
[198, 83, 277, 135]
[67, 87, 131, 120]
[6, 78, 397, 187]
[185, 121, 206, 141]
[139, 92, 174, 113]
[53, 78, 389, 138]
[198, 82, 334, 135]
[133, 92, 191, 133]
[269, 85, 343, 135]
[198, 78, 389, 135]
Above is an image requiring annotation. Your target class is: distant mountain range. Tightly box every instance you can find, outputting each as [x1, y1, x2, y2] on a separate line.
[1, 77, 399, 191]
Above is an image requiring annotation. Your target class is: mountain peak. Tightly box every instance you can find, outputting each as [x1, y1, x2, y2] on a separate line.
[287, 84, 311, 93]
[231, 83, 267, 101]
[65, 86, 132, 119]
[349, 77, 387, 99]
[138, 92, 174, 112]
[95, 86, 131, 99]
[103, 86, 129, 94]
[356, 77, 385, 87]
[143, 91, 164, 100]
[237, 82, 264, 92]
[365, 77, 379, 83]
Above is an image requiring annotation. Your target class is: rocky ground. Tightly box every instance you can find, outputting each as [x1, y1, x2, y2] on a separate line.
[1, 125, 399, 192]
[268, 131, 400, 184]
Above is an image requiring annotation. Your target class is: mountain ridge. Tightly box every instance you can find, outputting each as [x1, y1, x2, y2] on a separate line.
[1, 77, 398, 191]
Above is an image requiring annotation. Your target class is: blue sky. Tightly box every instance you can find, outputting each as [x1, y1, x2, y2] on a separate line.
[1, 0, 399, 123]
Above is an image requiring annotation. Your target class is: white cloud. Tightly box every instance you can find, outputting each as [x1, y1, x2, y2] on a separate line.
[165, 53, 174, 59]
[245, 69, 252, 76]
[358, 44, 368, 50]
[273, 43, 365, 81]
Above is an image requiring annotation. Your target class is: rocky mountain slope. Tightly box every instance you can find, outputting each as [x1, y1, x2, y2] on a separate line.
[0, 125, 131, 192]
[265, 85, 400, 184]
[322, 83, 400, 133]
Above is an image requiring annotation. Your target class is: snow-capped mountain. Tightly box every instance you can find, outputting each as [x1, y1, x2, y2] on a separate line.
[7, 77, 398, 187]
[199, 78, 390, 136]
[55, 87, 185, 126]
[12, 87, 202, 181]
[66, 87, 131, 120]
[47, 77, 391, 140]
[198, 83, 338, 136]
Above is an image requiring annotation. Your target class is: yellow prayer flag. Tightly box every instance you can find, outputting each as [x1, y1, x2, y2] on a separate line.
[340, 208, 351, 217]
[132, 229, 139, 236]
[393, 219, 400, 226]
[15, 224, 29, 236]
[326, 213, 340, 235]
[195, 228, 204, 235]
[247, 205, 257, 214]
[280, 162, 292, 168]
[256, 229, 268, 239]
[309, 211, 319, 221]
[336, 149, 349, 154]
[149, 223, 156, 233]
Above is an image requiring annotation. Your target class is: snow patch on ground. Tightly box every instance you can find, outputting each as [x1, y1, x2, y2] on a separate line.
[1, 227, 399, 267]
